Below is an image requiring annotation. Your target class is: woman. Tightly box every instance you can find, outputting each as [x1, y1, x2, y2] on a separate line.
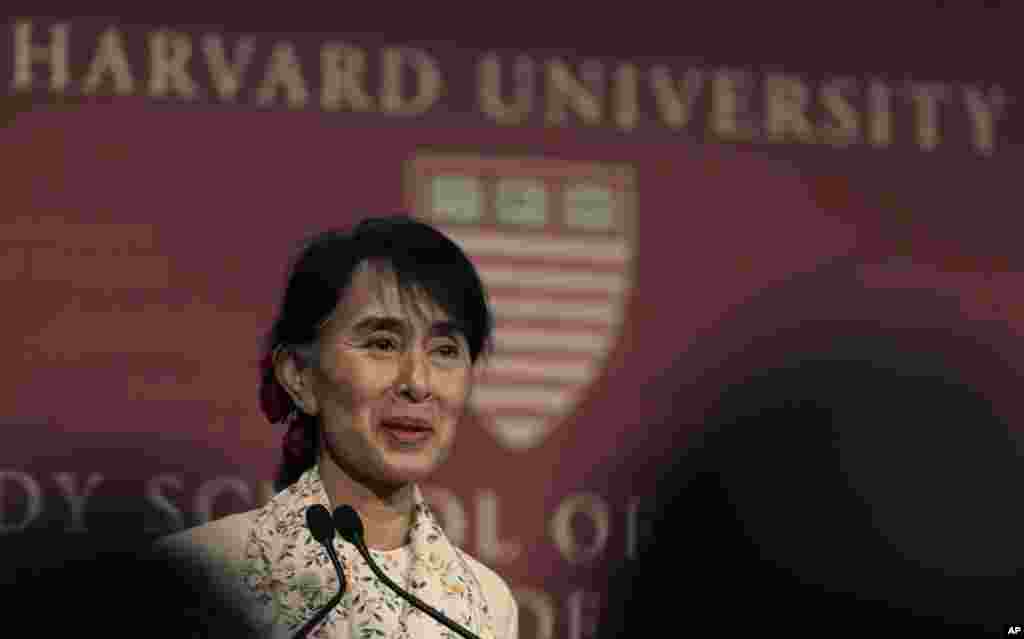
[159, 216, 517, 639]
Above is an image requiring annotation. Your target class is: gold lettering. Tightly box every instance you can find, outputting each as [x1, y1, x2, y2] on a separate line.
[764, 73, 816, 143]
[201, 34, 255, 102]
[613, 63, 639, 131]
[908, 82, 949, 151]
[708, 69, 759, 142]
[567, 591, 601, 639]
[549, 492, 611, 564]
[867, 79, 892, 148]
[819, 76, 860, 147]
[193, 477, 252, 525]
[477, 53, 535, 125]
[53, 472, 105, 533]
[144, 473, 185, 534]
[255, 42, 309, 109]
[10, 20, 70, 92]
[379, 47, 443, 116]
[475, 490, 521, 564]
[321, 42, 375, 112]
[544, 59, 603, 126]
[963, 85, 1007, 156]
[0, 471, 44, 533]
[148, 30, 199, 99]
[81, 27, 135, 95]
[649, 66, 703, 130]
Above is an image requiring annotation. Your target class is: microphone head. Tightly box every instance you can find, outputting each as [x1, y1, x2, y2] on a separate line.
[305, 504, 336, 546]
[332, 505, 365, 546]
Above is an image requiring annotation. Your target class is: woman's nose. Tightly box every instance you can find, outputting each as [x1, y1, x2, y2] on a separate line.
[396, 350, 432, 401]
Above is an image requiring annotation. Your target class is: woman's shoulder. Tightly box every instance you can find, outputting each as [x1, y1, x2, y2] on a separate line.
[149, 511, 268, 635]
[155, 509, 259, 567]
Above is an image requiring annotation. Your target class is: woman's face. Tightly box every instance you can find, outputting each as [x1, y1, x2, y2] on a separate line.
[300, 261, 474, 491]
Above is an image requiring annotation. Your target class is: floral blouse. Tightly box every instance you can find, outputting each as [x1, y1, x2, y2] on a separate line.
[159, 467, 517, 639]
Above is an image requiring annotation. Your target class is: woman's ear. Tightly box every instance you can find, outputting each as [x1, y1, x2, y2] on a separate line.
[273, 346, 320, 416]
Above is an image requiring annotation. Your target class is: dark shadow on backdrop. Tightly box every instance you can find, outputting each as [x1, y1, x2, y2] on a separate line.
[0, 529, 255, 637]
[603, 331, 1023, 637]
[0, 434, 259, 637]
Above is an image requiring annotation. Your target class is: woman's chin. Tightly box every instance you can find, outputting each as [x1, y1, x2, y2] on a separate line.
[375, 444, 448, 484]
[377, 461, 437, 487]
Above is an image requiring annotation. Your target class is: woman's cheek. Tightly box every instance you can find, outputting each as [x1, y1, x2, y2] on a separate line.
[344, 357, 392, 396]
[433, 375, 461, 409]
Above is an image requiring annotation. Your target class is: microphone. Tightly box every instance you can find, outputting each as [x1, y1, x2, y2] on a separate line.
[292, 505, 348, 639]
[333, 505, 482, 639]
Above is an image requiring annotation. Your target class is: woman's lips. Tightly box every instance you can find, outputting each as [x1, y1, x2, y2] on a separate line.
[379, 418, 433, 444]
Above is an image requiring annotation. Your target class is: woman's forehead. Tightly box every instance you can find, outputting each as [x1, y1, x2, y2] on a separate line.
[338, 261, 451, 325]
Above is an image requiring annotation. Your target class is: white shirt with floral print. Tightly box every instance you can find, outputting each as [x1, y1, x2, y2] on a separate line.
[159, 467, 518, 639]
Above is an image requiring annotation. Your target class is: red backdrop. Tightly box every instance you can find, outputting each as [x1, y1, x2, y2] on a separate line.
[2, 15, 1021, 635]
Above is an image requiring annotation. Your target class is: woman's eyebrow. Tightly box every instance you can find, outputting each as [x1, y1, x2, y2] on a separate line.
[350, 315, 406, 335]
[350, 315, 467, 339]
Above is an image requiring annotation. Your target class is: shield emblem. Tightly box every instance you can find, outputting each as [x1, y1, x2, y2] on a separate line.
[406, 153, 636, 451]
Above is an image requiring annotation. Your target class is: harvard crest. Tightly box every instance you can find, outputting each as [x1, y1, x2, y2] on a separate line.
[406, 153, 636, 451]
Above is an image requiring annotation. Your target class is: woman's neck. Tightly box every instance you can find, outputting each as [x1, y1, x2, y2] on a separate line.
[317, 459, 416, 551]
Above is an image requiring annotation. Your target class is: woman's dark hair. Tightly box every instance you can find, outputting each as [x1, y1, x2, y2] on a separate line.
[259, 215, 494, 490]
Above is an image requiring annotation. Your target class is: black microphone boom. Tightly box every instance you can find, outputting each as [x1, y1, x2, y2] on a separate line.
[332, 505, 483, 639]
[293, 505, 348, 639]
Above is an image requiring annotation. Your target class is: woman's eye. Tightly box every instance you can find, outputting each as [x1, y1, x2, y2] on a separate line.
[436, 344, 461, 358]
[369, 337, 399, 352]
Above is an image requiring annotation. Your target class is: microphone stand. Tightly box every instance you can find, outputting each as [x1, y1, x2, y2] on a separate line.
[294, 505, 348, 639]
[333, 505, 481, 639]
